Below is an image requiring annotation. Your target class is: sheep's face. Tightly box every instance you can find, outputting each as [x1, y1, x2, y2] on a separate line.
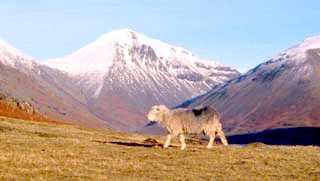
[147, 105, 167, 122]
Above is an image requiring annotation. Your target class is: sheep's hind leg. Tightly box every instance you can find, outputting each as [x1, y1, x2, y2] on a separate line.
[207, 133, 216, 149]
[179, 134, 187, 150]
[164, 134, 172, 148]
[217, 130, 228, 146]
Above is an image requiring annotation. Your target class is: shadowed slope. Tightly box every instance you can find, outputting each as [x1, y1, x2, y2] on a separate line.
[228, 127, 320, 146]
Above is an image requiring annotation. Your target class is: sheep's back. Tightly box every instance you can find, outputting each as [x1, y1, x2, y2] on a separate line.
[169, 108, 216, 133]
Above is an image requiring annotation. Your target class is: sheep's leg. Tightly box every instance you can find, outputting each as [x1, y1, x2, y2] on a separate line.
[207, 133, 216, 149]
[164, 134, 172, 148]
[217, 130, 228, 146]
[179, 134, 187, 150]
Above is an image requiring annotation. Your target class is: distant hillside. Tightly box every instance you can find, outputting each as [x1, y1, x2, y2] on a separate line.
[0, 93, 63, 124]
[0, 39, 107, 128]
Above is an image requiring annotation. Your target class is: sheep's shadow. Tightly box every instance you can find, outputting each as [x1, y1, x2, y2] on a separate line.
[92, 139, 177, 148]
[109, 141, 158, 147]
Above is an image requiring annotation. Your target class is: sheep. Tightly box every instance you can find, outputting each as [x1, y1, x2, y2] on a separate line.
[147, 105, 228, 150]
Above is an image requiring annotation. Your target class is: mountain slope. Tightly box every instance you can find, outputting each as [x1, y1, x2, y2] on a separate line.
[0, 40, 106, 127]
[182, 36, 320, 134]
[47, 29, 240, 130]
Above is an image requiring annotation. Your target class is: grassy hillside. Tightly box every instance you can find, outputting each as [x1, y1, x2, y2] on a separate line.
[0, 116, 319, 180]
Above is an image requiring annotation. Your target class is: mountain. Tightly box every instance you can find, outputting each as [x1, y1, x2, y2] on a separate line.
[46, 29, 240, 131]
[0, 40, 106, 127]
[181, 36, 320, 134]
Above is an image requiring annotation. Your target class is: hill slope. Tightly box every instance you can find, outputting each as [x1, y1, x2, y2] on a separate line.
[182, 36, 320, 134]
[0, 40, 107, 127]
[0, 117, 319, 180]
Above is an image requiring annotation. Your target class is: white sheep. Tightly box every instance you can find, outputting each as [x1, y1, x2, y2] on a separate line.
[147, 105, 228, 150]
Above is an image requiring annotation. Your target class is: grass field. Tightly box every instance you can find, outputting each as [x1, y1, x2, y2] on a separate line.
[0, 116, 319, 180]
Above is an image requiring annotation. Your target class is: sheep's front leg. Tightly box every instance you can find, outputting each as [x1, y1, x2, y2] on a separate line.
[207, 133, 216, 149]
[217, 130, 228, 146]
[164, 134, 172, 148]
[179, 134, 186, 150]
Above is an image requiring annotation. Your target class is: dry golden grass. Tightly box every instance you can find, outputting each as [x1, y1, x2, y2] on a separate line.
[0, 116, 319, 180]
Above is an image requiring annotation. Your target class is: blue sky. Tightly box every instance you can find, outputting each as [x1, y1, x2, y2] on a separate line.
[0, 0, 319, 72]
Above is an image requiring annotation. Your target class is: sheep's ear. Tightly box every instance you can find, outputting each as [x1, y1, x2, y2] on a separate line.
[145, 121, 157, 127]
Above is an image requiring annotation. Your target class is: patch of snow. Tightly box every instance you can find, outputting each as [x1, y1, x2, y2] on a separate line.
[280, 36, 320, 60]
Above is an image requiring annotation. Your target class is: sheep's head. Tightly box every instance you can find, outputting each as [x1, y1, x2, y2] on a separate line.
[147, 105, 169, 123]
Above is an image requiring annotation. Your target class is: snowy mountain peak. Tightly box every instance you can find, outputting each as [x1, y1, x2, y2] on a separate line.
[97, 28, 195, 60]
[262, 35, 320, 68]
[0, 39, 35, 69]
[98, 28, 142, 43]
[280, 35, 320, 60]
[46, 29, 225, 75]
[46, 29, 239, 104]
[0, 39, 23, 57]
[297, 35, 320, 51]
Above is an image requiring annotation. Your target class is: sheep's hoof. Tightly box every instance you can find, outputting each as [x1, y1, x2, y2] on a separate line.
[207, 145, 213, 149]
[181, 145, 186, 150]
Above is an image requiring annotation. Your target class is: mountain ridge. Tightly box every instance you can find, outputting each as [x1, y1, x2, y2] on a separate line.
[180, 36, 320, 134]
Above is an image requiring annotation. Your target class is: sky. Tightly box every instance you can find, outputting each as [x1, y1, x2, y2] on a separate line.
[0, 0, 319, 72]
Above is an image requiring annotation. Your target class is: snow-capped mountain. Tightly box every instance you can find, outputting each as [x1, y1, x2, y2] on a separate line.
[181, 36, 320, 134]
[0, 40, 36, 71]
[47, 29, 240, 130]
[0, 40, 106, 127]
